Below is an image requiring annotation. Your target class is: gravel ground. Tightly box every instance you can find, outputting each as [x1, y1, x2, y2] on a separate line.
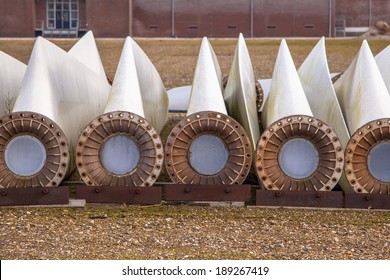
[1, 205, 389, 260]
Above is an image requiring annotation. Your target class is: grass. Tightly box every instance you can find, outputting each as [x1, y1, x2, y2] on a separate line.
[1, 37, 389, 90]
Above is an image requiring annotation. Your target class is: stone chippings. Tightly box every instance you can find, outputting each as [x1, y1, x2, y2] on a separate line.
[0, 205, 389, 260]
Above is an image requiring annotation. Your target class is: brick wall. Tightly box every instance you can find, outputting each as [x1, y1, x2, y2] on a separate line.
[0, 0, 35, 37]
[336, 0, 390, 27]
[1, 0, 390, 38]
[85, 0, 130, 37]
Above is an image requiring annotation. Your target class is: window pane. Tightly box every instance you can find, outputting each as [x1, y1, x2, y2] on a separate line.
[48, 3, 54, 10]
[71, 3, 77, 10]
[71, 20, 78, 28]
[48, 20, 55, 28]
[56, 4, 62, 10]
[48, 11, 54, 18]
[63, 3, 69, 10]
[71, 11, 77, 19]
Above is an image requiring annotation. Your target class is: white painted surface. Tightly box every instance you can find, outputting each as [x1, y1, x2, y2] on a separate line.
[187, 37, 227, 116]
[334, 40, 390, 134]
[298, 37, 350, 148]
[224, 33, 260, 151]
[262, 39, 313, 127]
[0, 52, 26, 116]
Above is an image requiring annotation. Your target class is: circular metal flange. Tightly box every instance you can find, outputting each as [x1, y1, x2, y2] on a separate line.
[255, 80, 264, 112]
[345, 118, 390, 194]
[0, 112, 69, 188]
[165, 111, 252, 184]
[76, 111, 164, 187]
[256, 115, 344, 191]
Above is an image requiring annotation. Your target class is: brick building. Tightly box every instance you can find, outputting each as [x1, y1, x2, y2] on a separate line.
[0, 0, 389, 38]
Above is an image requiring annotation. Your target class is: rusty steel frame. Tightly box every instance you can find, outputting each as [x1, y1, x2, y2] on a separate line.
[164, 184, 252, 202]
[75, 185, 161, 205]
[255, 189, 344, 208]
[0, 186, 69, 206]
[344, 192, 390, 210]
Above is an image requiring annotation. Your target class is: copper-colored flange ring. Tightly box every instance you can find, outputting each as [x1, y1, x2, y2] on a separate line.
[0, 112, 69, 188]
[165, 111, 252, 184]
[345, 118, 390, 194]
[76, 111, 164, 187]
[255, 80, 264, 112]
[256, 115, 344, 191]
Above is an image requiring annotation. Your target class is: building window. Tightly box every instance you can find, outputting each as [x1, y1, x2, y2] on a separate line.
[47, 0, 78, 30]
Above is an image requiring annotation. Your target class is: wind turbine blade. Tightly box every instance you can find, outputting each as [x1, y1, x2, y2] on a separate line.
[76, 37, 165, 187]
[256, 39, 344, 191]
[0, 36, 111, 188]
[0, 51, 26, 116]
[335, 40, 390, 194]
[224, 33, 260, 152]
[165, 38, 252, 185]
[187, 37, 226, 115]
[298, 37, 351, 192]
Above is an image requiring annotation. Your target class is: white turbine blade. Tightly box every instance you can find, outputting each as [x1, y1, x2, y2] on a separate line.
[298, 37, 351, 192]
[76, 36, 167, 187]
[334, 40, 390, 134]
[224, 33, 260, 151]
[375, 44, 390, 94]
[336, 41, 390, 194]
[262, 39, 313, 127]
[298, 37, 350, 148]
[68, 31, 107, 81]
[125, 37, 168, 133]
[0, 51, 26, 116]
[104, 37, 145, 117]
[187, 37, 227, 115]
[167, 85, 191, 112]
[13, 37, 111, 170]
